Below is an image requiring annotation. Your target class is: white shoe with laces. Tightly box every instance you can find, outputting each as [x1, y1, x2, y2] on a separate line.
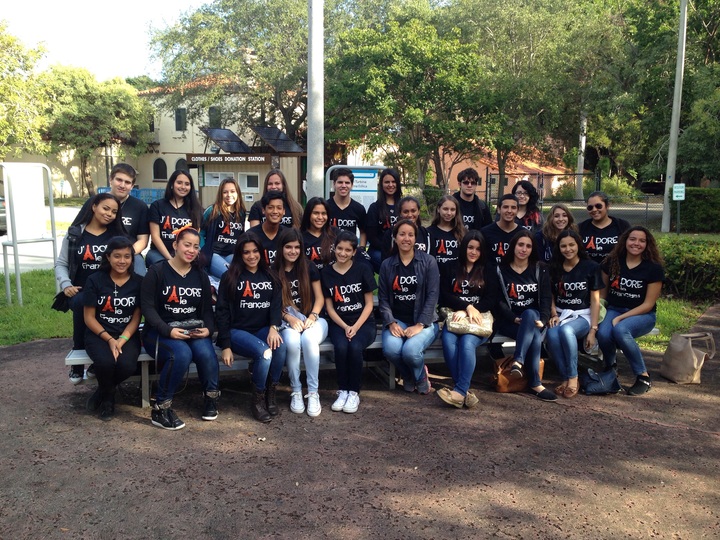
[290, 391, 305, 414]
[342, 391, 360, 413]
[306, 392, 321, 417]
[331, 390, 349, 412]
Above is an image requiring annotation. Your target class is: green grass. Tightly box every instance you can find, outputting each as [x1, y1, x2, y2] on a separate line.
[637, 297, 709, 352]
[48, 197, 87, 207]
[0, 270, 73, 346]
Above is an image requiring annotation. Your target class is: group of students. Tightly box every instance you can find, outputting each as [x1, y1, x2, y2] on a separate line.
[55, 163, 664, 429]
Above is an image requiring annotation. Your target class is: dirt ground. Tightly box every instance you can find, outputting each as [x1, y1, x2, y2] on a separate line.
[1, 307, 719, 539]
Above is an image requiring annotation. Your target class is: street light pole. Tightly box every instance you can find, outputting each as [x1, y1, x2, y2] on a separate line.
[661, 0, 688, 232]
[306, 0, 325, 199]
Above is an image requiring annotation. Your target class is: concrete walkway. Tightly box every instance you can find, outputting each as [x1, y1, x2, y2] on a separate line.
[0, 307, 718, 538]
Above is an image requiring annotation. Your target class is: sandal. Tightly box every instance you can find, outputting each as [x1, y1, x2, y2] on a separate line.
[563, 384, 579, 399]
[554, 383, 567, 396]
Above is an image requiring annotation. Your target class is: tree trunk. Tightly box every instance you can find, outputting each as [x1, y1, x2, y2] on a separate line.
[575, 111, 587, 201]
[496, 149, 510, 206]
[431, 148, 446, 192]
[416, 156, 429, 189]
[81, 157, 96, 197]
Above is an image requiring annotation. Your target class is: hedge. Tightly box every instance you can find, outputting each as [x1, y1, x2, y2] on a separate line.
[658, 235, 720, 300]
[670, 188, 720, 233]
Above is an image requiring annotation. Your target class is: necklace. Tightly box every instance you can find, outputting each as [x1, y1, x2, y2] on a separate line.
[169, 260, 191, 278]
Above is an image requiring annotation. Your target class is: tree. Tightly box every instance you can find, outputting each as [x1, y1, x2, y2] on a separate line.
[0, 22, 47, 159]
[326, 16, 487, 189]
[38, 66, 154, 196]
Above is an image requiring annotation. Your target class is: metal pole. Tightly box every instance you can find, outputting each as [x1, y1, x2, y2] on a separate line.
[306, 0, 325, 199]
[575, 111, 587, 201]
[662, 0, 688, 232]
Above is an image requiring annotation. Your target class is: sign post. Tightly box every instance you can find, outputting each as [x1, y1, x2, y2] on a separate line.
[672, 183, 685, 234]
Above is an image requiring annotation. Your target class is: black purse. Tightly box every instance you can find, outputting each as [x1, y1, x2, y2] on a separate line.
[51, 291, 70, 313]
[580, 368, 622, 395]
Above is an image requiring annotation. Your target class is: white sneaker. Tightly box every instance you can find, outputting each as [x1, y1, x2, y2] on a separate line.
[343, 391, 360, 413]
[331, 390, 349, 412]
[290, 391, 305, 414]
[306, 392, 321, 417]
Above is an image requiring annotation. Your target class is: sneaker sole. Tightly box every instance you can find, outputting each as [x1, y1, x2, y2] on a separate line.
[307, 408, 321, 417]
[342, 405, 359, 413]
[151, 419, 186, 430]
[70, 377, 84, 385]
[201, 414, 218, 421]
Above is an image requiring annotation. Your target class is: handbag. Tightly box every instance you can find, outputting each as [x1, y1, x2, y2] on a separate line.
[660, 332, 715, 384]
[439, 307, 493, 337]
[580, 368, 622, 395]
[168, 319, 204, 331]
[492, 356, 545, 393]
[51, 291, 70, 313]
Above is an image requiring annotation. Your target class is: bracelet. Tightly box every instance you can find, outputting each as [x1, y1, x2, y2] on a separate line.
[310, 312, 319, 319]
[98, 330, 108, 337]
[119, 335, 130, 341]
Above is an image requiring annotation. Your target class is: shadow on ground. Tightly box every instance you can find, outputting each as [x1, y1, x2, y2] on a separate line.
[1, 307, 719, 538]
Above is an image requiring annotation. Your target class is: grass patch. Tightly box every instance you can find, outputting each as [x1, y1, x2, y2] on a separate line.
[0, 269, 73, 346]
[48, 197, 87, 207]
[638, 297, 709, 352]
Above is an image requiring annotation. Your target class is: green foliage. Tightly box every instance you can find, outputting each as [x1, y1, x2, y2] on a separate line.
[670, 188, 720, 233]
[0, 23, 47, 158]
[551, 175, 639, 202]
[0, 270, 72, 345]
[657, 234, 720, 300]
[637, 297, 709, 352]
[422, 185, 445, 215]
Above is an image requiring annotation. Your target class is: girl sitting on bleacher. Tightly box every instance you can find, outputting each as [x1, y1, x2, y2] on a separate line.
[82, 236, 143, 421]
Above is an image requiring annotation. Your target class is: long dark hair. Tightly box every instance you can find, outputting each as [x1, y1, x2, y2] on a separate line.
[172, 226, 202, 269]
[513, 180, 541, 226]
[389, 219, 418, 257]
[606, 226, 664, 280]
[541, 203, 578, 245]
[208, 177, 246, 224]
[398, 196, 422, 227]
[164, 170, 202, 228]
[549, 230, 588, 284]
[455, 230, 487, 290]
[222, 232, 274, 302]
[99, 236, 135, 274]
[431, 195, 465, 242]
[274, 228, 313, 314]
[377, 168, 402, 225]
[301, 197, 337, 267]
[502, 229, 539, 267]
[78, 193, 127, 237]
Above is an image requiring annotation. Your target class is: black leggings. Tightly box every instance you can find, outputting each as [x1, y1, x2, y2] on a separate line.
[84, 330, 140, 399]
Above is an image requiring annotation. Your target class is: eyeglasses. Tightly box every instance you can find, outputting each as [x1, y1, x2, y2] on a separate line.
[514, 190, 529, 196]
[586, 203, 604, 211]
[461, 180, 477, 186]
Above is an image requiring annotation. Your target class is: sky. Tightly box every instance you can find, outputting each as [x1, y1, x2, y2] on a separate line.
[2, 0, 207, 81]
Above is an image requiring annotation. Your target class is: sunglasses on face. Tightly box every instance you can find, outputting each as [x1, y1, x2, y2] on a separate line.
[461, 180, 477, 186]
[587, 203, 604, 211]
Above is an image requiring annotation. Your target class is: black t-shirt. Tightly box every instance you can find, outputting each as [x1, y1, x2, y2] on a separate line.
[73, 229, 114, 287]
[602, 258, 664, 311]
[390, 259, 417, 325]
[326, 197, 367, 237]
[83, 271, 142, 335]
[455, 194, 492, 231]
[208, 211, 244, 257]
[366, 201, 397, 249]
[498, 265, 541, 315]
[302, 230, 334, 271]
[321, 261, 376, 326]
[481, 223, 520, 266]
[553, 259, 602, 311]
[148, 199, 193, 255]
[249, 199, 295, 228]
[247, 224, 285, 266]
[74, 195, 149, 240]
[152, 262, 207, 324]
[285, 263, 321, 310]
[220, 268, 281, 334]
[439, 263, 499, 313]
[427, 225, 460, 272]
[579, 217, 630, 264]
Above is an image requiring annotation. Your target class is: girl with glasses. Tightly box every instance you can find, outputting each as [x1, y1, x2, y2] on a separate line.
[578, 191, 631, 264]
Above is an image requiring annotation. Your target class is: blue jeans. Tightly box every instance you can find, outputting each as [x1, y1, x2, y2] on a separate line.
[328, 319, 376, 393]
[145, 248, 167, 267]
[441, 326, 487, 395]
[496, 309, 544, 387]
[143, 329, 219, 403]
[597, 307, 656, 376]
[133, 254, 147, 277]
[368, 248, 383, 274]
[383, 321, 439, 384]
[282, 318, 329, 393]
[545, 317, 590, 380]
[209, 253, 233, 279]
[229, 327, 287, 391]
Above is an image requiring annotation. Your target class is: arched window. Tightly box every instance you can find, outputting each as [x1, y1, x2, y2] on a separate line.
[153, 158, 167, 180]
[175, 158, 188, 172]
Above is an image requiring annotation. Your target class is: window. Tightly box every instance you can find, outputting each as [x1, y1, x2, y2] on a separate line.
[208, 106, 221, 129]
[153, 158, 168, 180]
[175, 108, 187, 131]
[149, 116, 155, 132]
[175, 158, 188, 172]
[239, 173, 260, 193]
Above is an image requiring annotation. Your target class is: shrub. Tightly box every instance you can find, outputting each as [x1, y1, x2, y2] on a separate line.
[670, 188, 720, 233]
[657, 235, 720, 300]
[551, 175, 640, 203]
[423, 185, 445, 215]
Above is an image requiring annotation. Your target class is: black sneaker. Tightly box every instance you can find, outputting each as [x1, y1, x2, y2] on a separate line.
[99, 401, 114, 421]
[151, 405, 185, 430]
[202, 395, 218, 421]
[627, 376, 652, 396]
[86, 388, 102, 412]
[86, 364, 96, 379]
[69, 366, 84, 385]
